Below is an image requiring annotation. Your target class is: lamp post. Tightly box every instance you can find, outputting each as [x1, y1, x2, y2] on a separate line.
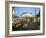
[35, 8, 36, 22]
[34, 8, 36, 23]
[35, 9, 36, 17]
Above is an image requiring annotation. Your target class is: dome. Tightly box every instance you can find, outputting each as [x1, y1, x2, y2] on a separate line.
[22, 13, 34, 17]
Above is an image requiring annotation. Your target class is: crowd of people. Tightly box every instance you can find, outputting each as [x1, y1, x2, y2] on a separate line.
[12, 17, 40, 31]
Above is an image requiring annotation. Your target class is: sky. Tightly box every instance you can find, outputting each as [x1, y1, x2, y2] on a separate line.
[14, 7, 40, 16]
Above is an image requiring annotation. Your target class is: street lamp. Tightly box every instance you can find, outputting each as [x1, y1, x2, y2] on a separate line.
[34, 8, 36, 23]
